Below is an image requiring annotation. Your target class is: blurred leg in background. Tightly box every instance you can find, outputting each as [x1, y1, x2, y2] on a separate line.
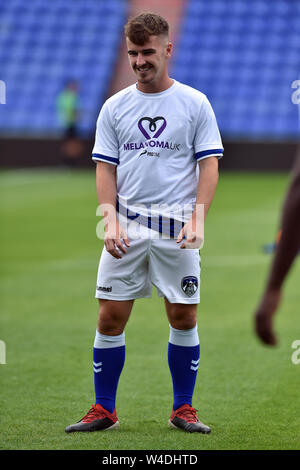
[254, 147, 300, 345]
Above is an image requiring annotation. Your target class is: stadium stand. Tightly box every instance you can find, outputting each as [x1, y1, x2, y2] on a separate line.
[172, 0, 300, 140]
[0, 0, 299, 169]
[0, 0, 127, 137]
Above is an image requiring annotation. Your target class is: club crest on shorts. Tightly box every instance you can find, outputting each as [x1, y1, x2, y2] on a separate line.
[181, 276, 198, 297]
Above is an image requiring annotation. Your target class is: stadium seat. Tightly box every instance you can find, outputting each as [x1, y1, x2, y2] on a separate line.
[0, 0, 127, 137]
[172, 0, 300, 139]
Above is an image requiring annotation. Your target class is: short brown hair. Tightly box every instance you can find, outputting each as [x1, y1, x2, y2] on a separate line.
[124, 12, 169, 45]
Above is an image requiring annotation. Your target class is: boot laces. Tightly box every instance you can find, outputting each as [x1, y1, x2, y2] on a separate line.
[177, 405, 199, 423]
[81, 405, 108, 423]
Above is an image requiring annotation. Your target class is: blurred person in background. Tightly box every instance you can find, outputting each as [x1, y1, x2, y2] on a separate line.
[56, 80, 83, 166]
[254, 149, 300, 345]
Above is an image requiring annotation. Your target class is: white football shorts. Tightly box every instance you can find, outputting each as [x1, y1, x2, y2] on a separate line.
[95, 215, 200, 304]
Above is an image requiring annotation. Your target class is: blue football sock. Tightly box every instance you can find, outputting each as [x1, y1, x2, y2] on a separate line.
[168, 324, 200, 411]
[93, 330, 125, 414]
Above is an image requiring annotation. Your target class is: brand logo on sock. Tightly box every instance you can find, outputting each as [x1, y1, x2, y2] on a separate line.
[190, 359, 199, 371]
[181, 276, 198, 297]
[93, 361, 102, 373]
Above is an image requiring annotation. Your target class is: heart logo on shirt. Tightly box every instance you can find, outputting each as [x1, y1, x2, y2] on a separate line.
[138, 116, 167, 139]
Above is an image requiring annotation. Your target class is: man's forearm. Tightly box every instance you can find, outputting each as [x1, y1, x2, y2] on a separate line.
[96, 162, 129, 258]
[194, 157, 219, 220]
[96, 162, 118, 222]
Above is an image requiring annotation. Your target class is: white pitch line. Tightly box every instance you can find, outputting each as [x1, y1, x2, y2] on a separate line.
[0, 170, 71, 187]
[203, 254, 270, 267]
[43, 258, 97, 270]
[44, 254, 270, 270]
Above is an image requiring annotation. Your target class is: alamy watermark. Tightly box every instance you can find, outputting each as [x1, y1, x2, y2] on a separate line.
[291, 80, 300, 105]
[0, 80, 6, 104]
[0, 340, 6, 364]
[291, 340, 300, 365]
[96, 202, 204, 249]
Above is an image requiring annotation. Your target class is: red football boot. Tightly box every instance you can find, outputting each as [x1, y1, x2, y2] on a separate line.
[169, 404, 211, 434]
[65, 404, 119, 433]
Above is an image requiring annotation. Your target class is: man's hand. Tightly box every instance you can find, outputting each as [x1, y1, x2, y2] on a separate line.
[176, 214, 204, 249]
[254, 288, 281, 346]
[104, 219, 130, 259]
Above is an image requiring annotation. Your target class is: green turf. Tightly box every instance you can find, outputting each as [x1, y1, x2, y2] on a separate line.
[0, 168, 299, 450]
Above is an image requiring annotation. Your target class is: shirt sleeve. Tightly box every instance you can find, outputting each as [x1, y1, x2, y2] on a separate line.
[194, 95, 224, 161]
[92, 101, 119, 165]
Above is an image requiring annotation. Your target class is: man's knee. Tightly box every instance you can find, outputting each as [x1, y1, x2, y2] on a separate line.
[166, 302, 197, 330]
[97, 299, 133, 335]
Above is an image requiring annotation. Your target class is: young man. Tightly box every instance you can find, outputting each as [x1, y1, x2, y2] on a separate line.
[65, 13, 223, 434]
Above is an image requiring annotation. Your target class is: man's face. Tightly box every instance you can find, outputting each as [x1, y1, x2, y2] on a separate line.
[126, 35, 172, 86]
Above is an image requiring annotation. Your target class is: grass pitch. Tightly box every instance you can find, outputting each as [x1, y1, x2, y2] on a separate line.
[0, 168, 299, 450]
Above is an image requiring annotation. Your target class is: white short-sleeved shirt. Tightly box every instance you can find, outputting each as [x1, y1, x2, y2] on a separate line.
[92, 79, 223, 229]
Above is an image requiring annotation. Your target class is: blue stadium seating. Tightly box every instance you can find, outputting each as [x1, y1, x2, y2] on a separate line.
[172, 0, 300, 139]
[0, 0, 127, 137]
[0, 0, 299, 140]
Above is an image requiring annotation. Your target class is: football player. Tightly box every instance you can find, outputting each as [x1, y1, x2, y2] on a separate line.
[66, 12, 223, 434]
